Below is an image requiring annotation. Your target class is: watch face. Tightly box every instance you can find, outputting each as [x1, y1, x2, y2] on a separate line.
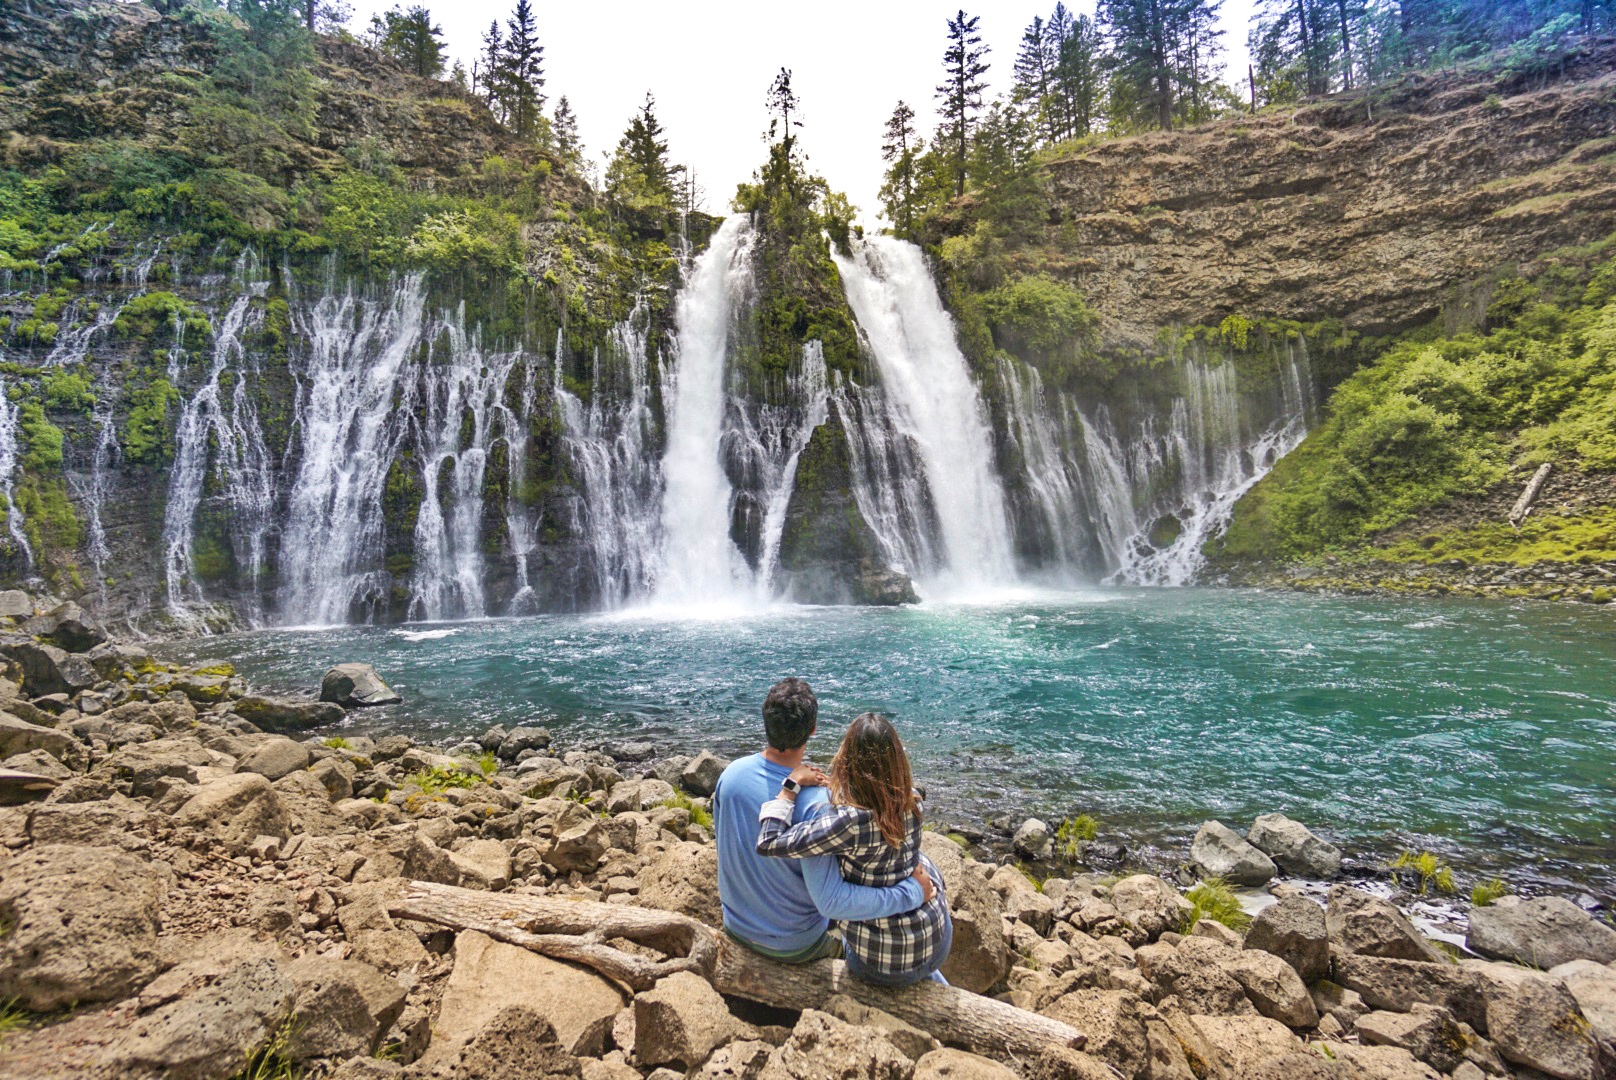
[782, 778, 801, 792]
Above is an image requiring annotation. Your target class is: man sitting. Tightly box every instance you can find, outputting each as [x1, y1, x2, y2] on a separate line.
[711, 677, 934, 961]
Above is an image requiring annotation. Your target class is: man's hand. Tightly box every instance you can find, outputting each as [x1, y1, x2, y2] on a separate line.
[911, 861, 936, 903]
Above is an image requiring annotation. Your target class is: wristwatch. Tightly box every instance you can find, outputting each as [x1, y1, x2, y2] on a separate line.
[780, 777, 802, 796]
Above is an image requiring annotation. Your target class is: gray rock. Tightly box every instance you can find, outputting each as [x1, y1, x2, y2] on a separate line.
[320, 662, 402, 708]
[921, 831, 1010, 993]
[1013, 817, 1052, 859]
[284, 956, 408, 1060]
[1109, 874, 1195, 942]
[1551, 959, 1616, 1046]
[0, 589, 33, 618]
[1310, 979, 1369, 1029]
[479, 724, 509, 751]
[758, 1009, 911, 1080]
[235, 736, 312, 780]
[1223, 946, 1320, 1028]
[1472, 960, 1602, 1079]
[639, 841, 721, 925]
[650, 755, 691, 786]
[605, 740, 656, 763]
[1245, 896, 1330, 983]
[680, 750, 729, 797]
[2, 747, 72, 780]
[173, 772, 293, 851]
[435, 1005, 583, 1079]
[912, 1049, 1017, 1080]
[1467, 895, 1616, 970]
[114, 957, 297, 1079]
[1326, 885, 1444, 962]
[234, 694, 346, 733]
[606, 777, 676, 813]
[635, 971, 750, 1069]
[498, 725, 553, 760]
[1355, 1004, 1469, 1074]
[100, 736, 212, 794]
[822, 994, 940, 1061]
[0, 638, 97, 697]
[85, 641, 154, 680]
[23, 601, 106, 652]
[0, 710, 84, 768]
[1247, 813, 1342, 878]
[0, 843, 169, 1010]
[1190, 820, 1276, 886]
[1334, 955, 1489, 1031]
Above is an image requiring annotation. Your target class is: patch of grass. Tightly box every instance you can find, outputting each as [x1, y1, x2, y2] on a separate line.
[1183, 877, 1253, 933]
[322, 736, 351, 750]
[658, 790, 713, 830]
[1017, 864, 1046, 893]
[1392, 850, 1458, 896]
[1472, 877, 1510, 908]
[476, 750, 499, 777]
[1055, 814, 1099, 861]
[945, 832, 972, 849]
[232, 1016, 300, 1080]
[410, 765, 476, 795]
[1371, 507, 1616, 567]
[0, 998, 31, 1045]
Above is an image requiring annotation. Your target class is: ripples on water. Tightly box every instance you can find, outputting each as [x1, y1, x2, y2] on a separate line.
[167, 589, 1616, 892]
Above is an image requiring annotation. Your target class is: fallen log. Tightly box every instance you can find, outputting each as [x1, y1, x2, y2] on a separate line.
[389, 880, 1086, 1059]
[1509, 462, 1554, 526]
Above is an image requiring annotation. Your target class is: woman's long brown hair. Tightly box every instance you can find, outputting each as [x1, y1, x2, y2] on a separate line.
[830, 713, 920, 848]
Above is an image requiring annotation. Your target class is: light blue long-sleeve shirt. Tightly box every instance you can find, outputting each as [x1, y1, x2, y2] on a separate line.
[712, 752, 925, 954]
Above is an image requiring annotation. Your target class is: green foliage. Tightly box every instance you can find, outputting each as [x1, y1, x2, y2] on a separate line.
[322, 736, 352, 750]
[114, 292, 210, 341]
[43, 370, 95, 412]
[0, 997, 31, 1047]
[18, 404, 63, 471]
[122, 378, 182, 466]
[659, 790, 713, 830]
[476, 750, 499, 777]
[1391, 850, 1457, 896]
[1182, 877, 1252, 933]
[232, 1014, 302, 1080]
[1055, 813, 1099, 860]
[1471, 878, 1509, 908]
[1217, 253, 1616, 562]
[409, 765, 477, 795]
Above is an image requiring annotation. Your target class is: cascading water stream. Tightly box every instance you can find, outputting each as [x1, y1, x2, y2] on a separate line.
[653, 216, 756, 602]
[277, 274, 427, 626]
[832, 236, 1016, 593]
[0, 377, 33, 570]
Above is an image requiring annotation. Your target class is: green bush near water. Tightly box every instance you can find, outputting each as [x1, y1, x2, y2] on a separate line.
[1182, 877, 1252, 933]
[658, 790, 713, 830]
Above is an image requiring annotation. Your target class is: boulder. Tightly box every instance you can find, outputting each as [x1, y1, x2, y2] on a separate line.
[450, 837, 513, 890]
[1187, 1014, 1304, 1076]
[1247, 813, 1341, 878]
[1311, 980, 1370, 1030]
[909, 1049, 1029, 1080]
[235, 736, 312, 780]
[1190, 821, 1276, 886]
[1355, 1004, 1469, 1073]
[285, 956, 408, 1060]
[1110, 874, 1195, 942]
[680, 750, 729, 797]
[429, 930, 624, 1062]
[320, 662, 403, 707]
[0, 843, 169, 1010]
[822, 994, 940, 1061]
[113, 957, 297, 1079]
[435, 1005, 583, 1080]
[85, 641, 153, 680]
[0, 711, 83, 768]
[639, 841, 721, 925]
[696, 1039, 775, 1080]
[1223, 947, 1320, 1028]
[1334, 955, 1489, 1031]
[0, 589, 33, 618]
[1326, 886, 1444, 962]
[1467, 895, 1616, 970]
[545, 817, 609, 874]
[173, 772, 293, 851]
[1007, 889, 1057, 935]
[921, 831, 1010, 993]
[1552, 959, 1616, 1046]
[1245, 896, 1330, 983]
[1324, 1043, 1445, 1079]
[634, 971, 750, 1069]
[1191, 917, 1244, 948]
[233, 694, 345, 733]
[1134, 939, 1256, 1016]
[1013, 818, 1052, 860]
[607, 777, 677, 813]
[23, 601, 106, 652]
[498, 725, 554, 760]
[1039, 989, 1150, 1078]
[101, 736, 216, 794]
[756, 1009, 911, 1080]
[0, 639, 97, 697]
[1472, 961, 1603, 1080]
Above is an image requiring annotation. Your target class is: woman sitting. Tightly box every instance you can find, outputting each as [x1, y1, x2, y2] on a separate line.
[754, 712, 952, 986]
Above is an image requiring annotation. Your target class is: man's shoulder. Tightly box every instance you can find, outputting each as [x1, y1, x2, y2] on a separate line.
[716, 753, 764, 790]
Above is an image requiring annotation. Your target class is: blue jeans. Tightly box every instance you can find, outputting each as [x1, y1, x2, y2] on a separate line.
[841, 907, 953, 987]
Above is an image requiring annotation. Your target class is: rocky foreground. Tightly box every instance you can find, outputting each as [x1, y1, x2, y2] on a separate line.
[0, 597, 1614, 1079]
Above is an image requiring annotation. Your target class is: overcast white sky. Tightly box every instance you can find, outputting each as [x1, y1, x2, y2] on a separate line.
[344, 0, 1256, 226]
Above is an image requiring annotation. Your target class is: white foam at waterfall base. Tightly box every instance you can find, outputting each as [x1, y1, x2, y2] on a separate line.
[832, 236, 1017, 597]
[652, 216, 756, 605]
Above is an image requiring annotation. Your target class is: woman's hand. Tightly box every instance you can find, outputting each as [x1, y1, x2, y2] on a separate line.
[787, 765, 827, 789]
[911, 862, 936, 903]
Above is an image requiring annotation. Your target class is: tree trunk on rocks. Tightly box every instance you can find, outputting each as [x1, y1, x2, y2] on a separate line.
[389, 881, 1087, 1059]
[1510, 462, 1554, 526]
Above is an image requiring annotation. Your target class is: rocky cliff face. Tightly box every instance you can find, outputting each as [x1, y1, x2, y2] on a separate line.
[1019, 45, 1616, 349]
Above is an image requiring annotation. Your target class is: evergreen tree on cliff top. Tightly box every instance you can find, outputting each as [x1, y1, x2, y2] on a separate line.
[503, 0, 547, 142]
[606, 93, 676, 210]
[1099, 0, 1223, 131]
[372, 5, 446, 79]
[935, 10, 991, 197]
[879, 100, 921, 234]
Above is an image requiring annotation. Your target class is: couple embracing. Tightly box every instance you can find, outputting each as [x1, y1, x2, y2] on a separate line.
[711, 677, 953, 987]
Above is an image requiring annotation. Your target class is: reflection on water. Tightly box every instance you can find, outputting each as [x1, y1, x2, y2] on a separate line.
[164, 588, 1616, 892]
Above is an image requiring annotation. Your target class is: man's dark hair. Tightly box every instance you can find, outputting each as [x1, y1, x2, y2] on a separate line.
[762, 678, 817, 751]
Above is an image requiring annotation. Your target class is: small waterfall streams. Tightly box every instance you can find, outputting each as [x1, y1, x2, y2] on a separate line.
[0, 378, 33, 570]
[833, 237, 1016, 593]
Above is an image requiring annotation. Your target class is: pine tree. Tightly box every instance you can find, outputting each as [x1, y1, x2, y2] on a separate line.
[606, 93, 675, 209]
[1099, 0, 1176, 130]
[449, 59, 468, 90]
[478, 20, 506, 122]
[553, 95, 582, 163]
[935, 10, 991, 197]
[1013, 15, 1057, 142]
[376, 5, 445, 80]
[765, 67, 803, 152]
[1053, 9, 1105, 139]
[503, 0, 546, 140]
[878, 100, 921, 233]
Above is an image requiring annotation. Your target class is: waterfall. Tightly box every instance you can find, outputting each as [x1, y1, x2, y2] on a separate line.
[277, 274, 427, 626]
[81, 399, 120, 585]
[504, 354, 543, 615]
[828, 379, 939, 581]
[994, 358, 1094, 573]
[0, 378, 33, 569]
[751, 343, 830, 595]
[553, 316, 664, 609]
[832, 236, 1016, 592]
[160, 267, 277, 623]
[407, 320, 522, 621]
[653, 216, 756, 602]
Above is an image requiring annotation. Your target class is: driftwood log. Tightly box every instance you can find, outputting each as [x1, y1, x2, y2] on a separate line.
[390, 881, 1086, 1059]
[1510, 462, 1554, 526]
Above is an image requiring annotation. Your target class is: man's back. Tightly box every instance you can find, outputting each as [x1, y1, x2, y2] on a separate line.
[712, 752, 832, 954]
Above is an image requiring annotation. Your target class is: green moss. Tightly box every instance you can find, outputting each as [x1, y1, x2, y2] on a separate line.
[122, 377, 181, 465]
[43, 369, 95, 412]
[113, 291, 211, 341]
[193, 662, 237, 677]
[18, 404, 62, 471]
[1367, 507, 1616, 567]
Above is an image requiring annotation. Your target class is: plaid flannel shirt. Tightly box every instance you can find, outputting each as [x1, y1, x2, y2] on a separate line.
[756, 797, 949, 978]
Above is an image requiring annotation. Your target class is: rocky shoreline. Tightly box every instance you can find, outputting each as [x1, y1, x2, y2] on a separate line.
[1, 594, 1614, 1079]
